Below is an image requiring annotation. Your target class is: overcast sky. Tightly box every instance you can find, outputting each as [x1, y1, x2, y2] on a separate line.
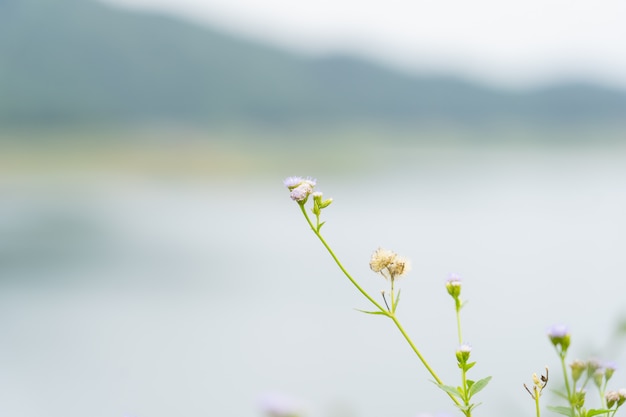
[105, 0, 626, 89]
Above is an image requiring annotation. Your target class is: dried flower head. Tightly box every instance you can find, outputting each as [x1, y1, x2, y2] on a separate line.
[369, 248, 397, 273]
[369, 248, 410, 281]
[524, 367, 549, 400]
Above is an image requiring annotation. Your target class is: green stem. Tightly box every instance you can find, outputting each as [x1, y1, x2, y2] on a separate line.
[535, 391, 541, 417]
[461, 366, 470, 415]
[390, 315, 462, 408]
[300, 204, 386, 312]
[299, 204, 461, 409]
[455, 303, 463, 345]
[558, 352, 575, 416]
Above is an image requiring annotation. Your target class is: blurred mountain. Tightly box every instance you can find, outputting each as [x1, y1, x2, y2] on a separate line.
[1, 0, 625, 128]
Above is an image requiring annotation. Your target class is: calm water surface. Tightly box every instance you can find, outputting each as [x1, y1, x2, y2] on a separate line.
[1, 145, 625, 417]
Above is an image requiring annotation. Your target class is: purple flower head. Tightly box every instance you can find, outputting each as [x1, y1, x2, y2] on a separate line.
[258, 392, 303, 417]
[458, 343, 472, 353]
[445, 273, 462, 299]
[547, 324, 569, 338]
[447, 273, 462, 283]
[456, 343, 472, 364]
[547, 324, 571, 352]
[605, 361, 618, 380]
[283, 176, 316, 190]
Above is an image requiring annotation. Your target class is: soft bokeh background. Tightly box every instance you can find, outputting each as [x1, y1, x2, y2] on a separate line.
[1, 1, 626, 417]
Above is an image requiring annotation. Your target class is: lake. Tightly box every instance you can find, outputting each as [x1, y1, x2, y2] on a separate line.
[1, 142, 625, 417]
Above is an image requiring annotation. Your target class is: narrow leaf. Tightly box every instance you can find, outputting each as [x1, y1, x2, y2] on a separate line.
[354, 308, 388, 316]
[550, 390, 569, 400]
[435, 384, 463, 399]
[586, 409, 611, 417]
[546, 405, 575, 417]
[464, 362, 476, 371]
[392, 289, 402, 313]
[468, 376, 492, 397]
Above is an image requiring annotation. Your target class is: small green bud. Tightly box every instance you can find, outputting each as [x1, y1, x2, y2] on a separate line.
[604, 362, 617, 382]
[586, 359, 601, 375]
[572, 389, 586, 409]
[570, 359, 586, 382]
[619, 389, 626, 407]
[593, 369, 604, 388]
[456, 344, 472, 364]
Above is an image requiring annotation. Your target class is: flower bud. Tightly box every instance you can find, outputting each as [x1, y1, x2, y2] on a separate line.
[456, 343, 472, 364]
[547, 324, 570, 353]
[618, 389, 626, 407]
[445, 273, 462, 299]
[570, 359, 586, 382]
[593, 369, 604, 388]
[587, 359, 601, 375]
[604, 362, 617, 382]
[572, 389, 586, 409]
[606, 391, 621, 408]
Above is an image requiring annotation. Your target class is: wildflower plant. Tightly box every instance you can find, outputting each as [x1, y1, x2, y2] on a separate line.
[543, 325, 625, 417]
[282, 176, 625, 417]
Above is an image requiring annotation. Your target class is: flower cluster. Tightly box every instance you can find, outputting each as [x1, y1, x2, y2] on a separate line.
[284, 176, 624, 417]
[542, 325, 626, 417]
[369, 247, 411, 282]
[284, 176, 317, 203]
[606, 389, 626, 409]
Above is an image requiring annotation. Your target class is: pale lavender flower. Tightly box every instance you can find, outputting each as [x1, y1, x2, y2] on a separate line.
[283, 176, 316, 190]
[456, 343, 472, 363]
[447, 273, 462, 283]
[547, 324, 570, 352]
[458, 343, 472, 353]
[606, 390, 621, 408]
[446, 273, 462, 298]
[289, 183, 314, 202]
[547, 324, 569, 338]
[605, 361, 618, 380]
[259, 392, 304, 417]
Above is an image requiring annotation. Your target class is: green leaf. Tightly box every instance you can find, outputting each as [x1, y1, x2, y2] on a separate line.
[550, 390, 569, 400]
[392, 289, 402, 313]
[468, 376, 492, 397]
[435, 383, 463, 399]
[463, 361, 476, 371]
[454, 402, 482, 413]
[586, 409, 611, 417]
[547, 405, 575, 417]
[354, 308, 389, 316]
[317, 221, 326, 231]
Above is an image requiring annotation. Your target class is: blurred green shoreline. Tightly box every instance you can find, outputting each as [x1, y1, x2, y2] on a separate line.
[1, 126, 625, 177]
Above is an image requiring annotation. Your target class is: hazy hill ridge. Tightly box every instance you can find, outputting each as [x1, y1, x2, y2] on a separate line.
[1, 0, 625, 127]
